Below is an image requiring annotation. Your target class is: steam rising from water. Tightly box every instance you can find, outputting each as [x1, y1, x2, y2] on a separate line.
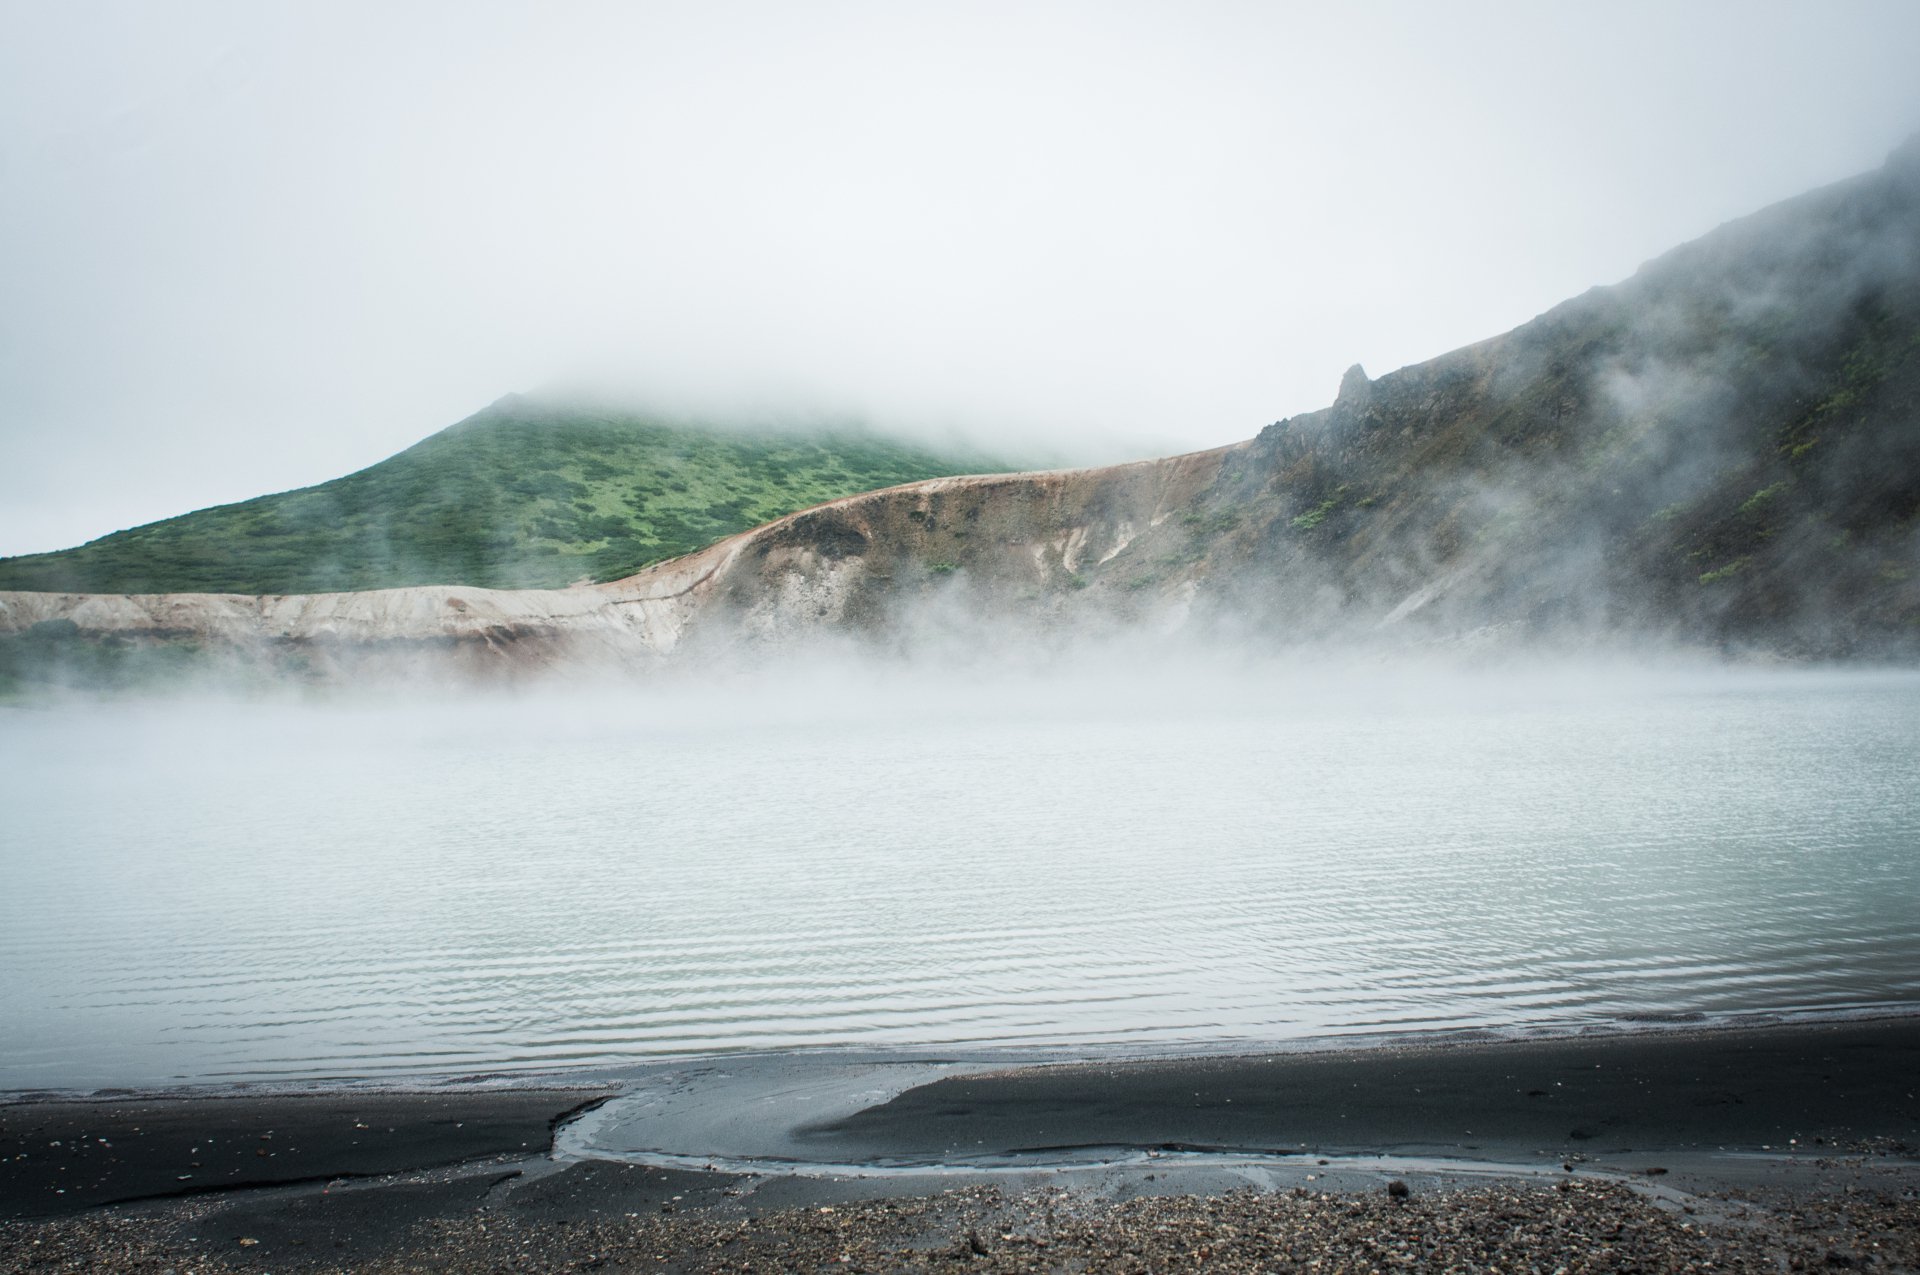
[4, 660, 1917, 1089]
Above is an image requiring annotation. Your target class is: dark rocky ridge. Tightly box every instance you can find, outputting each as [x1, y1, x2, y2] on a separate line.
[1181, 136, 1920, 655]
[678, 137, 1920, 660]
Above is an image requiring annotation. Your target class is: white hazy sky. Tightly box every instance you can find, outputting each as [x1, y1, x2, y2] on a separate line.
[4, 1, 1920, 558]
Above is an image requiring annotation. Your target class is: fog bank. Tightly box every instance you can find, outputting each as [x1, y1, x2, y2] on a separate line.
[6, 1, 1920, 556]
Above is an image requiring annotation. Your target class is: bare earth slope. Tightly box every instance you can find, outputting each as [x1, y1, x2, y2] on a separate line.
[0, 448, 1237, 680]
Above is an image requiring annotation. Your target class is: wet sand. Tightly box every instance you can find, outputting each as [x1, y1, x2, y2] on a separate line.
[803, 1017, 1920, 1167]
[0, 1088, 614, 1219]
[4, 1017, 1918, 1271]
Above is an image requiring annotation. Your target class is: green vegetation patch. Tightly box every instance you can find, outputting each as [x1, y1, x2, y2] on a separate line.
[1738, 481, 1790, 517]
[0, 400, 1010, 594]
[1180, 510, 1244, 535]
[1291, 493, 1344, 531]
[1698, 557, 1753, 585]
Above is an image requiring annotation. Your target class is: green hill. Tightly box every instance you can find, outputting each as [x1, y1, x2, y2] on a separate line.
[0, 398, 1009, 594]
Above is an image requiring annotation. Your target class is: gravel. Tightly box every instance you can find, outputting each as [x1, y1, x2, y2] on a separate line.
[7, 1176, 1919, 1273]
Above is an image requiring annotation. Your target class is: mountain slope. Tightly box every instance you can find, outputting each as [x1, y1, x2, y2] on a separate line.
[608, 137, 1920, 660]
[0, 452, 1237, 689]
[0, 400, 1007, 594]
[5, 139, 1919, 678]
[1171, 134, 1920, 654]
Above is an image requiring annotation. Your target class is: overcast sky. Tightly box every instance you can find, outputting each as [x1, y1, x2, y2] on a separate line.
[4, 1, 1920, 557]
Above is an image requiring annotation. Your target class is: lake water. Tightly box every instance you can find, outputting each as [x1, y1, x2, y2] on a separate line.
[3, 663, 1918, 1090]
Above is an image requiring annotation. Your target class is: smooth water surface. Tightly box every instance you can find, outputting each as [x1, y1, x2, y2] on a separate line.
[3, 665, 1918, 1088]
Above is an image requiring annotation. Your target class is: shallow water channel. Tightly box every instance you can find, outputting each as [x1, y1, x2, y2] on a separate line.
[4, 664, 1917, 1089]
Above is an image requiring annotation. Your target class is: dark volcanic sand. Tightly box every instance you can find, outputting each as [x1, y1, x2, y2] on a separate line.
[802, 1018, 1920, 1166]
[3, 1019, 1918, 1272]
[0, 1089, 611, 1219]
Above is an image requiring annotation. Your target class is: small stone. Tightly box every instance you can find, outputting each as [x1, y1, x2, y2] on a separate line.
[1386, 1179, 1410, 1199]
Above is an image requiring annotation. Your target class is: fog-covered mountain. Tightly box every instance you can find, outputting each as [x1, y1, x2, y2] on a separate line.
[5, 139, 1919, 688]
[0, 407, 1007, 594]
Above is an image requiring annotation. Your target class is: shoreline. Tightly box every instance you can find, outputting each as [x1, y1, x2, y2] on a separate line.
[9, 999, 1917, 1104]
[5, 1015, 1919, 1270]
[9, 1014, 1920, 1196]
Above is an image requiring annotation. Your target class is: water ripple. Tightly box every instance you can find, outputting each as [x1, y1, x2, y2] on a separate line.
[4, 672, 1919, 1086]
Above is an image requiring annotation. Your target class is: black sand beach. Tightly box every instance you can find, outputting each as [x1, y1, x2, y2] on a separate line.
[805, 1018, 1920, 1166]
[0, 1089, 614, 1219]
[4, 1018, 1918, 1271]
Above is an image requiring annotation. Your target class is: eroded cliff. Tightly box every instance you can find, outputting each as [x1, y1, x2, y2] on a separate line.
[0, 446, 1241, 681]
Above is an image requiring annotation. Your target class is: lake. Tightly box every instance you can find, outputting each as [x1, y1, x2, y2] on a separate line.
[4, 662, 1917, 1090]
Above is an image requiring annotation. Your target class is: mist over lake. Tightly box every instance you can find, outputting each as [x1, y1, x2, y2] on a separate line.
[10, 10, 1920, 1269]
[5, 662, 1916, 1091]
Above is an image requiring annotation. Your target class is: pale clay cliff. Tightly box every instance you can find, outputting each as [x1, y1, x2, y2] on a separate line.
[0, 446, 1242, 676]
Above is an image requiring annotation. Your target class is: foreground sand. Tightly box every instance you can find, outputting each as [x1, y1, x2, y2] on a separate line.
[5, 1018, 1918, 1272]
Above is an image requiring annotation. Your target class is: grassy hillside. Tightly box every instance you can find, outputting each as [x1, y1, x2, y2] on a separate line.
[0, 399, 1007, 594]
